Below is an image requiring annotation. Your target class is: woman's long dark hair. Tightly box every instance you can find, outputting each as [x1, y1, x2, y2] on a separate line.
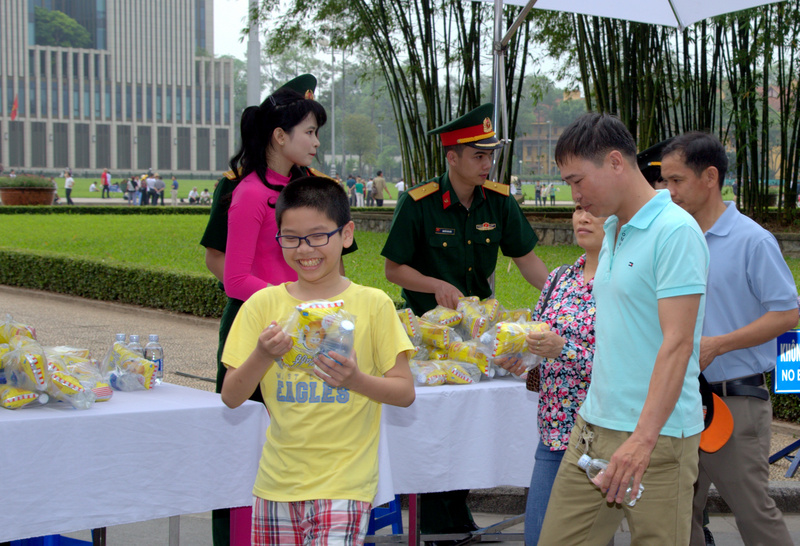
[229, 88, 327, 194]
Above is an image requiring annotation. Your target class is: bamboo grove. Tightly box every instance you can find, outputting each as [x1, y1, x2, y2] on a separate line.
[537, 3, 800, 221]
[253, 0, 800, 222]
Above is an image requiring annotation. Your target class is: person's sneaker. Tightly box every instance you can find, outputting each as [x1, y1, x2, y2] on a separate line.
[704, 526, 715, 545]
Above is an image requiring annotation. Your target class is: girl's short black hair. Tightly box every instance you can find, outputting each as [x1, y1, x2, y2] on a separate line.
[275, 176, 351, 229]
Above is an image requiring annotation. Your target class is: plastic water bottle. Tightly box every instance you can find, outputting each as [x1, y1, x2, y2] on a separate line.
[144, 334, 164, 385]
[577, 454, 644, 507]
[115, 333, 126, 344]
[127, 334, 144, 356]
[317, 320, 355, 364]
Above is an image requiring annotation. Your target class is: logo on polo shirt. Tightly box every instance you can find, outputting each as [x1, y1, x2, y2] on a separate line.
[628, 262, 634, 267]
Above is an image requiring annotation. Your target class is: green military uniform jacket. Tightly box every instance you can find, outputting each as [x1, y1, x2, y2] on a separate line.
[381, 171, 538, 316]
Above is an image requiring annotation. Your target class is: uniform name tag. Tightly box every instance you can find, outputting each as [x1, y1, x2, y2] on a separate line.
[435, 228, 455, 235]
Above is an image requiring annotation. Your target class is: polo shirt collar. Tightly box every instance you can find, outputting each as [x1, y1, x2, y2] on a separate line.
[705, 201, 737, 237]
[623, 189, 671, 230]
[440, 171, 485, 210]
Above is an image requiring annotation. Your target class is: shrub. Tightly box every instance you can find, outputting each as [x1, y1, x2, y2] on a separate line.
[0, 249, 226, 318]
[0, 175, 55, 188]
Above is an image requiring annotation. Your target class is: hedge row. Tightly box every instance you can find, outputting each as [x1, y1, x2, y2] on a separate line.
[0, 249, 226, 318]
[0, 204, 577, 216]
[0, 205, 212, 215]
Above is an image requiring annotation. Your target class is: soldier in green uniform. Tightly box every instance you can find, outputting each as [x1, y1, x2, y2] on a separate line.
[199, 74, 356, 546]
[381, 103, 548, 543]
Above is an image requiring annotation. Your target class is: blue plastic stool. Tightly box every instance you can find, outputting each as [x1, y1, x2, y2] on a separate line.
[366, 495, 403, 540]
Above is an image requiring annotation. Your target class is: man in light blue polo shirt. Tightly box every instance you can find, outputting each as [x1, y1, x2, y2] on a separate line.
[538, 113, 709, 545]
[661, 132, 798, 546]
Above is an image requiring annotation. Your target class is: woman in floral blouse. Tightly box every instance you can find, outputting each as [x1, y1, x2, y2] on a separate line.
[520, 204, 605, 545]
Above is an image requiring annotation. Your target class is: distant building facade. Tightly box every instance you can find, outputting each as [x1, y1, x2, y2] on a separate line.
[0, 0, 235, 176]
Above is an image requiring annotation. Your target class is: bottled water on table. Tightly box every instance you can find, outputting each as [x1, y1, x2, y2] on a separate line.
[144, 334, 164, 385]
[317, 320, 355, 365]
[577, 454, 644, 507]
[127, 334, 144, 356]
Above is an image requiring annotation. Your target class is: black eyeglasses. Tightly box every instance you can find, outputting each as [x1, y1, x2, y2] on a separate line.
[275, 225, 345, 248]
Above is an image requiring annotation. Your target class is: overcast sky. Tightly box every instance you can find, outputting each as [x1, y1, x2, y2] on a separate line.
[213, 0, 251, 60]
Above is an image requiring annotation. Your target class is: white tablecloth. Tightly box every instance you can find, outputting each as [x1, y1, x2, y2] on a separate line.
[375, 377, 539, 505]
[0, 383, 268, 542]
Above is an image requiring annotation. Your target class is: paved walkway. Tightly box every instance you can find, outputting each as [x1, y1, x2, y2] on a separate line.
[3, 285, 800, 545]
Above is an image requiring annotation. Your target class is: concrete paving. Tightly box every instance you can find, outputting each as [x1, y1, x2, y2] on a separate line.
[4, 284, 800, 544]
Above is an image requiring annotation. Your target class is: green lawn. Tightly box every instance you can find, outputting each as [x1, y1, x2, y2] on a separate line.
[3, 214, 799, 311]
[54, 178, 219, 199]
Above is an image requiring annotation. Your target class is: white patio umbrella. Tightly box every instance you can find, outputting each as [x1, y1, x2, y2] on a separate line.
[499, 0, 786, 30]
[487, 0, 787, 181]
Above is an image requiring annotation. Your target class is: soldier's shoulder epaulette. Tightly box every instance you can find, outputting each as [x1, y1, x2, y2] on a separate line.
[483, 180, 510, 197]
[408, 181, 440, 201]
[306, 166, 334, 180]
[222, 169, 239, 180]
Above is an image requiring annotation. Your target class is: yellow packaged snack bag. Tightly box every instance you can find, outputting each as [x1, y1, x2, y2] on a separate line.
[397, 309, 422, 344]
[3, 340, 48, 392]
[447, 340, 491, 374]
[47, 370, 96, 409]
[421, 306, 463, 327]
[459, 304, 490, 338]
[409, 360, 447, 386]
[66, 359, 112, 402]
[0, 386, 48, 409]
[0, 314, 36, 344]
[481, 321, 550, 357]
[498, 308, 533, 323]
[441, 360, 482, 384]
[419, 319, 460, 349]
[426, 346, 450, 360]
[479, 298, 501, 323]
[101, 342, 157, 390]
[281, 300, 356, 370]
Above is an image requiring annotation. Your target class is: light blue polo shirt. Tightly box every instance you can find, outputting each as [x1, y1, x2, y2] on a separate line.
[702, 202, 798, 382]
[580, 190, 709, 438]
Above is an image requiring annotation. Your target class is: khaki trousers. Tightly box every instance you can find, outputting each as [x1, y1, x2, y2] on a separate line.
[538, 415, 700, 546]
[690, 395, 791, 546]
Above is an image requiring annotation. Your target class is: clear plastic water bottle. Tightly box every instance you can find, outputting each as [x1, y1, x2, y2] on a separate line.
[127, 334, 144, 356]
[144, 334, 164, 385]
[115, 333, 126, 344]
[317, 320, 355, 364]
[577, 454, 644, 507]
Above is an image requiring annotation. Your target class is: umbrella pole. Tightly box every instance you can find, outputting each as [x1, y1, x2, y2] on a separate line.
[490, 0, 540, 184]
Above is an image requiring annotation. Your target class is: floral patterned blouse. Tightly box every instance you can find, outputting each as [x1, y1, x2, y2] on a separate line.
[533, 254, 596, 451]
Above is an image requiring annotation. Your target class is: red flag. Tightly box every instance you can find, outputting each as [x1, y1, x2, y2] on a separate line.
[10, 94, 18, 121]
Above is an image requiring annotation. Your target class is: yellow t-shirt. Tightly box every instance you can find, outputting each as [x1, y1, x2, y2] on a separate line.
[222, 282, 414, 503]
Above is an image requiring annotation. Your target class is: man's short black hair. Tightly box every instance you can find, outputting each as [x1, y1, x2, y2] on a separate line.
[376, 170, 383, 176]
[444, 144, 467, 157]
[662, 132, 728, 189]
[555, 112, 638, 167]
[276, 176, 351, 229]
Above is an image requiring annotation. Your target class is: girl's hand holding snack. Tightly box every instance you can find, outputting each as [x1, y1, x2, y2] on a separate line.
[257, 322, 294, 361]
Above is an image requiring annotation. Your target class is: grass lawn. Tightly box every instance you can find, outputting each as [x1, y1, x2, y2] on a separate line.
[53, 178, 220, 199]
[4, 213, 799, 311]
